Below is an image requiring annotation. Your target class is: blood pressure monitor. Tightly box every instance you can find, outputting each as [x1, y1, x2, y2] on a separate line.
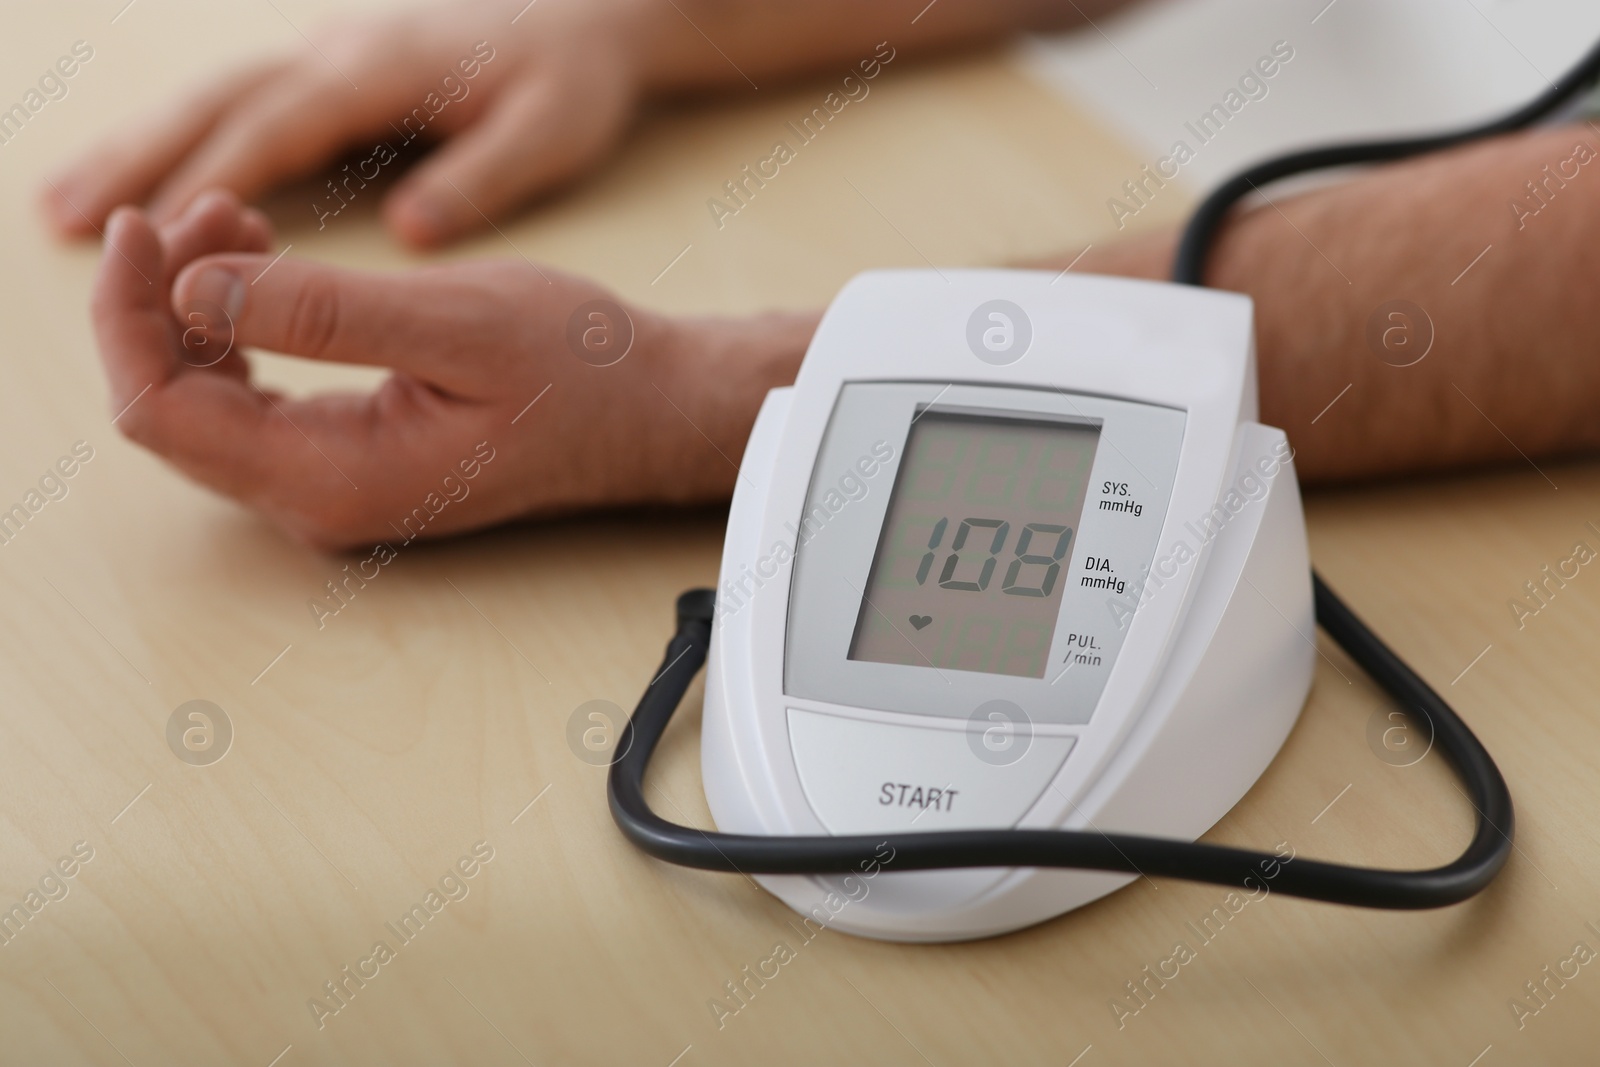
[610, 56, 1555, 930]
[700, 270, 1314, 940]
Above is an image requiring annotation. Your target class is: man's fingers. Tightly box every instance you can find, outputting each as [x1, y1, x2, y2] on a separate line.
[169, 253, 515, 391]
[115, 362, 398, 553]
[157, 191, 273, 380]
[41, 62, 285, 238]
[92, 212, 399, 542]
[147, 71, 377, 225]
[131, 377, 489, 551]
[384, 76, 623, 248]
[92, 209, 178, 409]
[158, 189, 273, 288]
[120, 368, 288, 498]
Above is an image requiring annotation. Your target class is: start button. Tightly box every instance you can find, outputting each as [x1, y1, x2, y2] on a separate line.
[786, 708, 1076, 835]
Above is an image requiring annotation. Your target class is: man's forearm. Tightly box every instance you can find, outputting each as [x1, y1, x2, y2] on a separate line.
[687, 125, 1600, 492]
[1055, 123, 1600, 483]
[631, 0, 1127, 92]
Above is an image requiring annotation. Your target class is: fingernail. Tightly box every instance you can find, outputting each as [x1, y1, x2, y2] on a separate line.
[187, 266, 246, 321]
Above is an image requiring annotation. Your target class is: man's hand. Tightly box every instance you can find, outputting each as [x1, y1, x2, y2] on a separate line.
[93, 191, 814, 549]
[47, 0, 651, 249]
[44, 0, 1094, 249]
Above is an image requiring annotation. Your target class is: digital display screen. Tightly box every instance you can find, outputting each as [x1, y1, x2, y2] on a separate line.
[848, 411, 1100, 678]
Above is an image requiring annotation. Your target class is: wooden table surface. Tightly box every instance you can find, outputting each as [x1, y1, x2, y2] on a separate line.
[3, 3, 1599, 1065]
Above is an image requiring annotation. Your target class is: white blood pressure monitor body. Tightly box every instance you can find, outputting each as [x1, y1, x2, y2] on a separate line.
[703, 270, 1314, 942]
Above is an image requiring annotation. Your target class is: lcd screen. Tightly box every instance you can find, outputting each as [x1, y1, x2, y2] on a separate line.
[848, 410, 1100, 678]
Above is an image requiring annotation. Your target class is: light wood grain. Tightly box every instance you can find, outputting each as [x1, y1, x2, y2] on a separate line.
[1, 3, 1598, 1065]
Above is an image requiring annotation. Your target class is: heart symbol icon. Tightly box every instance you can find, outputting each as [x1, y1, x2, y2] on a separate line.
[909, 615, 932, 631]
